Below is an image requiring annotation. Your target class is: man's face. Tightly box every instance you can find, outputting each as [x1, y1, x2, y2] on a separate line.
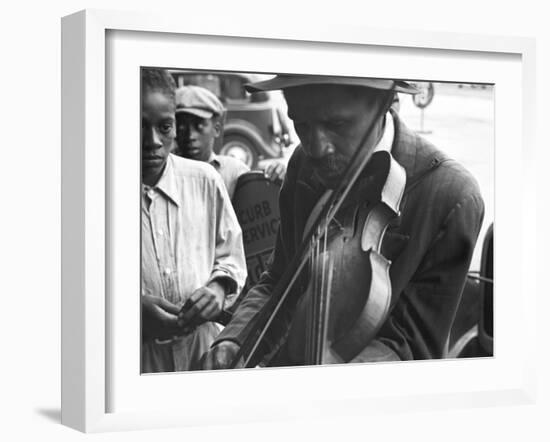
[176, 113, 220, 163]
[141, 90, 176, 186]
[284, 84, 386, 189]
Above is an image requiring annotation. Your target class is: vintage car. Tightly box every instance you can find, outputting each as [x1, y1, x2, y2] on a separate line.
[169, 70, 293, 169]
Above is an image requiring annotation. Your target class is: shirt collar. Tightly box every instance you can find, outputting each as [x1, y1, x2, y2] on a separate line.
[143, 155, 181, 207]
[373, 112, 394, 154]
[209, 153, 221, 170]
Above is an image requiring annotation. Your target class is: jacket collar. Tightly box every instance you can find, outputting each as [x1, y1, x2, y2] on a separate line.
[390, 109, 448, 189]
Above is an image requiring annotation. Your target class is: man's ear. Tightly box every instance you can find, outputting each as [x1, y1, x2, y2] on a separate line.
[213, 119, 222, 138]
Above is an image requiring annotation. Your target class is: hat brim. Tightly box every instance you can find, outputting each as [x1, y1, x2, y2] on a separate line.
[245, 75, 419, 95]
[175, 107, 214, 119]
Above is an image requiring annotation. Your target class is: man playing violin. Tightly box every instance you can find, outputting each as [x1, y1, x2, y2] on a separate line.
[201, 75, 484, 368]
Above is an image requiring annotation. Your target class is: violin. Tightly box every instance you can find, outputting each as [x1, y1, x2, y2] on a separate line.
[230, 90, 404, 368]
[288, 151, 406, 364]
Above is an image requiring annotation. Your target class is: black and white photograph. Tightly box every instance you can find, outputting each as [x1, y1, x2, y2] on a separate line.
[140, 68, 494, 373]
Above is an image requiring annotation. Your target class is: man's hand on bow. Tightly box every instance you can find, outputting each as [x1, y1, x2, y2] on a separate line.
[201, 340, 243, 370]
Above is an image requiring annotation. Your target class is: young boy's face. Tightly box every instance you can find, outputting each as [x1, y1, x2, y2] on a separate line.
[141, 90, 176, 186]
[176, 113, 220, 163]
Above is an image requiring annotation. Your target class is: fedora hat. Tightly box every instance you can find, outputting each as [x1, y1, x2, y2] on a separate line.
[245, 74, 418, 94]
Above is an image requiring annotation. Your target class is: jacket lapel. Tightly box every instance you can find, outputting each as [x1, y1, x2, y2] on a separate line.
[391, 110, 449, 193]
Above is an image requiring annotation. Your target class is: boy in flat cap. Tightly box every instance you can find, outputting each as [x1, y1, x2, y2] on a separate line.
[140, 69, 246, 372]
[174, 85, 247, 198]
[174, 85, 285, 198]
[202, 74, 484, 368]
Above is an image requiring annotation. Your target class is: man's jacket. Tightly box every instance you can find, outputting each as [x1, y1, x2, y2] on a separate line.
[215, 111, 485, 362]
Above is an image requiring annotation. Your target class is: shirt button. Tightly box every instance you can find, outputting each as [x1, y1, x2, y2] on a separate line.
[164, 268, 171, 275]
[158, 229, 164, 236]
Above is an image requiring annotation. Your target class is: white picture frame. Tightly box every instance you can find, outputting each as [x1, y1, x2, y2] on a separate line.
[61, 9, 537, 433]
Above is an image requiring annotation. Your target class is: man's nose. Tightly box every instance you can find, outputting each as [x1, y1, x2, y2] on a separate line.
[305, 127, 334, 159]
[178, 123, 195, 140]
[143, 126, 162, 149]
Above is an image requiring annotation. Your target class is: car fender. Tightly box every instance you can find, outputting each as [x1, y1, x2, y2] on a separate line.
[223, 119, 278, 158]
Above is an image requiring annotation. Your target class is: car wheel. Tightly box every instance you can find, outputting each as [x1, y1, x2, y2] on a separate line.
[221, 134, 259, 169]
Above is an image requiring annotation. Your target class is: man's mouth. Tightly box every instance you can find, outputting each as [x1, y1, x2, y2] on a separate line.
[181, 145, 202, 157]
[309, 155, 348, 187]
[312, 157, 346, 175]
[142, 153, 165, 165]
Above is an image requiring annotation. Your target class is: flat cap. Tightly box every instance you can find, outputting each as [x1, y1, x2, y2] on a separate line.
[245, 74, 419, 95]
[175, 85, 225, 119]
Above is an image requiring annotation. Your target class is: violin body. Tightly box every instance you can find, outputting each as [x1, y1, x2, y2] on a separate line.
[282, 151, 406, 365]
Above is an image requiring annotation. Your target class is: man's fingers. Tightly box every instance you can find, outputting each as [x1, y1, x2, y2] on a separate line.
[143, 294, 180, 315]
[156, 297, 180, 315]
[189, 288, 205, 304]
[202, 348, 229, 370]
[202, 350, 227, 370]
[179, 295, 209, 324]
[195, 288, 223, 320]
[199, 302, 220, 321]
[142, 296, 179, 326]
[178, 285, 224, 326]
[270, 167, 281, 182]
[264, 162, 285, 182]
[152, 305, 179, 328]
[264, 164, 275, 179]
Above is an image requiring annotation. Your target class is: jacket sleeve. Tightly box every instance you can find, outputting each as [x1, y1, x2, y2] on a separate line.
[213, 150, 303, 352]
[377, 189, 485, 360]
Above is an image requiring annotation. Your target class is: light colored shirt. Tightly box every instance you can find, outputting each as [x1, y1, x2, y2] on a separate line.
[141, 154, 247, 372]
[209, 153, 250, 199]
[374, 112, 394, 154]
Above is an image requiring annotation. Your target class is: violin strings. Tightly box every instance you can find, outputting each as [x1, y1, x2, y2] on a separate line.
[316, 222, 329, 364]
[312, 227, 321, 364]
[321, 255, 334, 365]
[306, 236, 315, 363]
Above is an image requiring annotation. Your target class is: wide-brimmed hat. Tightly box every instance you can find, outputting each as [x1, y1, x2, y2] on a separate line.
[245, 74, 418, 94]
[175, 85, 225, 119]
